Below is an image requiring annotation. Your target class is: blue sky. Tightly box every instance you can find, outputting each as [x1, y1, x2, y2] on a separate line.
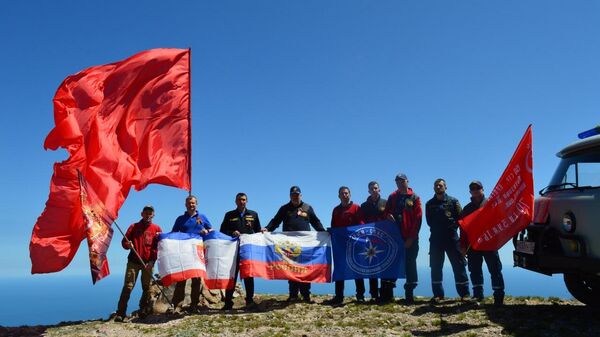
[1, 1, 599, 290]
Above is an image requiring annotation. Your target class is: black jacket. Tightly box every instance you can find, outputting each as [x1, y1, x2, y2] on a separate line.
[220, 209, 261, 236]
[425, 193, 462, 240]
[266, 201, 325, 232]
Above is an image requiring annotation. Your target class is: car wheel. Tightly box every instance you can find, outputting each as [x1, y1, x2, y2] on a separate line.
[564, 273, 600, 306]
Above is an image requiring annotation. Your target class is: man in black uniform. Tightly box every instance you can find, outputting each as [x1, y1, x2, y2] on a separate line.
[220, 192, 261, 310]
[360, 181, 387, 302]
[459, 180, 505, 305]
[262, 186, 325, 303]
[425, 178, 470, 301]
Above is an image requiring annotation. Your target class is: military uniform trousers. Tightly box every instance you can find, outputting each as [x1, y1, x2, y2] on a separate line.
[467, 250, 505, 300]
[429, 237, 469, 298]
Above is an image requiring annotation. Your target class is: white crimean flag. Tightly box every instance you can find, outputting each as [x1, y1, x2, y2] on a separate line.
[203, 231, 239, 289]
[157, 232, 206, 287]
[157, 231, 239, 289]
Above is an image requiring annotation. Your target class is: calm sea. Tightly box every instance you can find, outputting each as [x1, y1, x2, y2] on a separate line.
[0, 266, 571, 327]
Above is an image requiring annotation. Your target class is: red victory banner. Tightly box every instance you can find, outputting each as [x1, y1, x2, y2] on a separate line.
[459, 125, 534, 251]
[30, 48, 191, 275]
[79, 171, 115, 284]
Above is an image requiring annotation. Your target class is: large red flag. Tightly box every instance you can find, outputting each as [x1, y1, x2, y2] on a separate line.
[79, 171, 115, 284]
[30, 48, 191, 274]
[459, 125, 534, 251]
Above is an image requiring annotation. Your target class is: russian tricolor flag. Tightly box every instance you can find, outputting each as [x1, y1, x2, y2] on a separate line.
[203, 231, 239, 290]
[239, 232, 332, 283]
[157, 232, 206, 287]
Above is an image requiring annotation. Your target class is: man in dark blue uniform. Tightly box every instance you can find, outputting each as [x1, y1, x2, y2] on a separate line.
[263, 186, 325, 303]
[220, 192, 261, 310]
[459, 180, 505, 305]
[425, 178, 470, 301]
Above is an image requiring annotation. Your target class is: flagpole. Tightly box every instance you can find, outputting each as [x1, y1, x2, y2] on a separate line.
[187, 47, 192, 196]
[113, 220, 174, 310]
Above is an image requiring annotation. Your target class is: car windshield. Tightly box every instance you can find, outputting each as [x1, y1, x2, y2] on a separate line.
[544, 150, 600, 193]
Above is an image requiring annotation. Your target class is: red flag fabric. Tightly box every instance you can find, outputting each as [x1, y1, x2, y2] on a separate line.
[79, 171, 115, 284]
[30, 48, 191, 274]
[458, 125, 534, 251]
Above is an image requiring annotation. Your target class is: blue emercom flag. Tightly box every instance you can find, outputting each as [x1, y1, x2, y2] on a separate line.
[330, 221, 405, 281]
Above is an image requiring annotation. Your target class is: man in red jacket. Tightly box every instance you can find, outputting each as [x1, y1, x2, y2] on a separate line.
[113, 206, 162, 322]
[324, 186, 365, 305]
[384, 173, 423, 303]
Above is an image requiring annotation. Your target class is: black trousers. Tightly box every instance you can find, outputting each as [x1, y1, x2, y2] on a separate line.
[334, 279, 365, 298]
[289, 281, 311, 298]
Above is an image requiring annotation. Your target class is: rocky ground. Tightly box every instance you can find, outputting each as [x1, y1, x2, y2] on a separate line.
[1, 295, 599, 337]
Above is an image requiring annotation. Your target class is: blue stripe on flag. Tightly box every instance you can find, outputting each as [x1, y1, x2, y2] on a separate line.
[240, 244, 331, 265]
[158, 232, 202, 241]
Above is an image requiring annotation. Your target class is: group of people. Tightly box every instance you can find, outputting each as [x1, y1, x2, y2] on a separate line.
[111, 174, 505, 321]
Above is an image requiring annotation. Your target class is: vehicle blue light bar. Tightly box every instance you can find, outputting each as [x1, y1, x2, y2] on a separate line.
[578, 126, 600, 139]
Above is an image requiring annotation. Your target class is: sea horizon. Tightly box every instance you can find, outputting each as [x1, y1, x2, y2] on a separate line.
[0, 266, 572, 327]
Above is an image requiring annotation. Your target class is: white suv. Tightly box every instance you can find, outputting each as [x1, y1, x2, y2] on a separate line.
[513, 130, 600, 306]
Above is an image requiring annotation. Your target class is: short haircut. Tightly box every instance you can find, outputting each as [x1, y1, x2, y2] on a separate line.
[338, 186, 350, 194]
[186, 195, 197, 203]
[236, 192, 247, 199]
[434, 178, 446, 185]
[368, 181, 379, 189]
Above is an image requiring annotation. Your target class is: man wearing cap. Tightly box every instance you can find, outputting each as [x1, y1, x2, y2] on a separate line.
[263, 186, 325, 303]
[425, 178, 470, 301]
[220, 192, 261, 310]
[112, 206, 162, 322]
[325, 186, 366, 305]
[361, 181, 387, 302]
[383, 174, 422, 303]
[459, 180, 505, 305]
[171, 195, 214, 312]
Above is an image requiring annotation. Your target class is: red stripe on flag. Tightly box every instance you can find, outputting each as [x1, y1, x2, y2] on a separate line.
[239, 260, 331, 283]
[204, 278, 236, 290]
[160, 269, 206, 287]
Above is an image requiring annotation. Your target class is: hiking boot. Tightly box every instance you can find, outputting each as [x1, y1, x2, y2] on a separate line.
[355, 296, 366, 304]
[324, 296, 344, 306]
[302, 295, 315, 304]
[113, 315, 124, 323]
[286, 295, 300, 303]
[494, 296, 504, 306]
[460, 295, 476, 303]
[430, 296, 444, 304]
[245, 299, 257, 310]
[473, 290, 484, 302]
[405, 290, 414, 304]
[222, 302, 234, 310]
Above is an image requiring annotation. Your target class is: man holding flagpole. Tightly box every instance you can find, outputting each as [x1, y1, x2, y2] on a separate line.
[112, 205, 162, 322]
[171, 195, 213, 312]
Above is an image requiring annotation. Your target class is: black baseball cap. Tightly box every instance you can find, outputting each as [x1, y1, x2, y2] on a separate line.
[469, 180, 483, 190]
[395, 173, 408, 181]
[290, 186, 302, 194]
